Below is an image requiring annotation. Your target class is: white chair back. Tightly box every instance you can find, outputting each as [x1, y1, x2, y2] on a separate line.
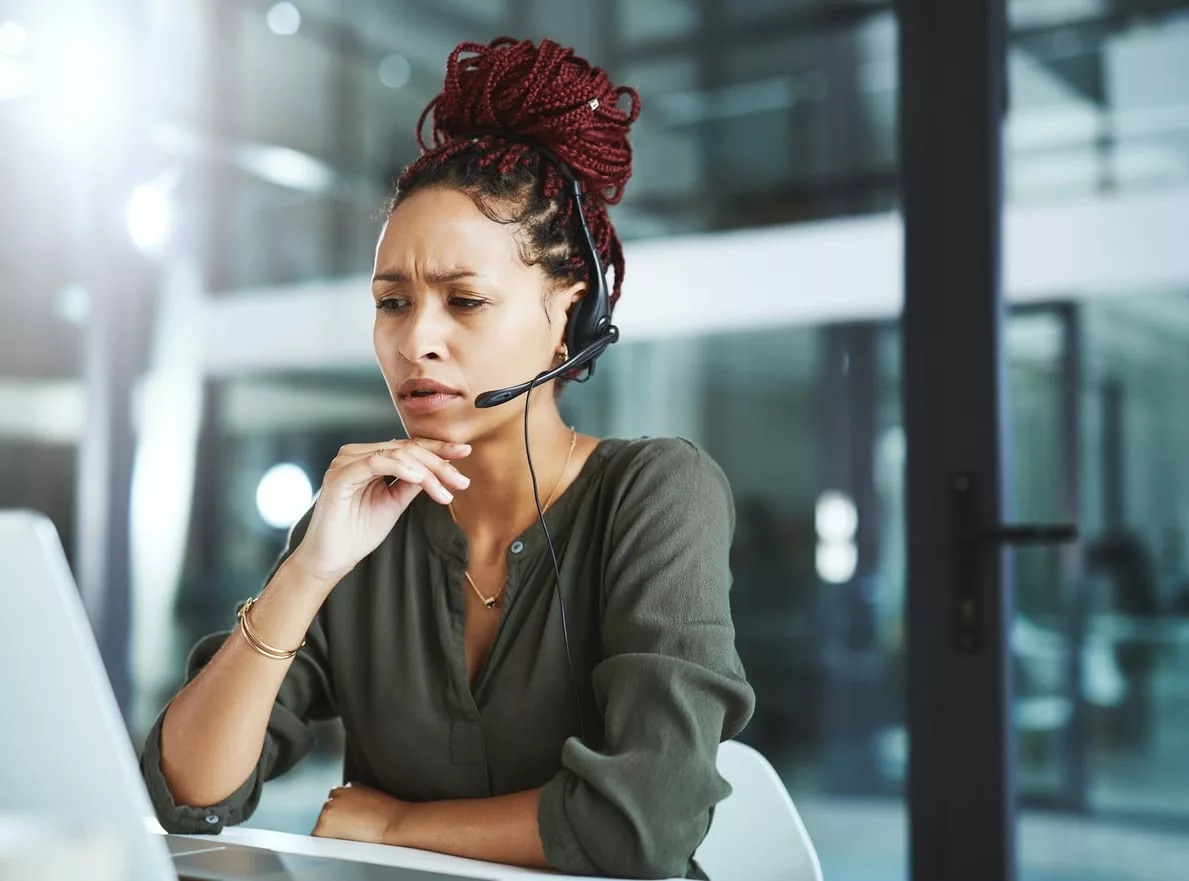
[694, 740, 824, 881]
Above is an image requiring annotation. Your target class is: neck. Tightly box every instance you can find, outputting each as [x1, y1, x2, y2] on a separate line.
[450, 399, 576, 548]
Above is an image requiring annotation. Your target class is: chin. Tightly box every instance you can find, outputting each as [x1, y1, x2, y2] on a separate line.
[396, 408, 475, 444]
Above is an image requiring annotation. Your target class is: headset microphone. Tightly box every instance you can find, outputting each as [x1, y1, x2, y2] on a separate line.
[474, 325, 618, 408]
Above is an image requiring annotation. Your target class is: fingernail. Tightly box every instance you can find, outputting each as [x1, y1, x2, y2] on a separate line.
[437, 487, 454, 503]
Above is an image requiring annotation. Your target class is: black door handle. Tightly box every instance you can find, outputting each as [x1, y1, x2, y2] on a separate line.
[951, 473, 1078, 654]
[980, 525, 1079, 545]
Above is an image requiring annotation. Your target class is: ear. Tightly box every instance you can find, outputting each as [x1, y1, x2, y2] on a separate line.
[563, 280, 587, 310]
[549, 280, 587, 325]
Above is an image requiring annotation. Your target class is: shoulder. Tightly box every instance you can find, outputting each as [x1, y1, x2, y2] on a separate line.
[600, 435, 728, 486]
[595, 436, 734, 523]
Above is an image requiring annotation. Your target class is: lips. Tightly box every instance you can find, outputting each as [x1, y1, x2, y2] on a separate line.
[398, 378, 463, 399]
[397, 378, 464, 416]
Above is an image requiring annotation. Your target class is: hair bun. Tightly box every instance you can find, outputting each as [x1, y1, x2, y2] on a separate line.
[416, 37, 640, 205]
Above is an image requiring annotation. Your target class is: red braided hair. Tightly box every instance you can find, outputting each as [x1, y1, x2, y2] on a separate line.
[393, 37, 641, 308]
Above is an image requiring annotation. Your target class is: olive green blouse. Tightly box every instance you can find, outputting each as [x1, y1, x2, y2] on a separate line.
[139, 437, 755, 879]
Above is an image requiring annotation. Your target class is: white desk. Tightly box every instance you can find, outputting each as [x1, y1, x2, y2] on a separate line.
[150, 820, 682, 881]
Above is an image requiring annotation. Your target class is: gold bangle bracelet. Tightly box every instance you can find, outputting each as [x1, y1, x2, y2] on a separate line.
[237, 596, 306, 660]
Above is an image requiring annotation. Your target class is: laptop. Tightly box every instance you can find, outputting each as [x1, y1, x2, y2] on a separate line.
[0, 510, 488, 881]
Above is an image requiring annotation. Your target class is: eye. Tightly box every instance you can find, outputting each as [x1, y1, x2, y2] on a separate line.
[450, 296, 486, 311]
[376, 297, 409, 313]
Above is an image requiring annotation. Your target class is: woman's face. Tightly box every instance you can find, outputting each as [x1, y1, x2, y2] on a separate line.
[372, 187, 577, 443]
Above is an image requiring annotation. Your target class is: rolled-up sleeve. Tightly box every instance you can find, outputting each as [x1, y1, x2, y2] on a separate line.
[539, 439, 756, 879]
[139, 510, 337, 834]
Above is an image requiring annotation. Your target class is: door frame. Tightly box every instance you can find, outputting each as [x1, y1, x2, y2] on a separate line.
[899, 0, 1015, 879]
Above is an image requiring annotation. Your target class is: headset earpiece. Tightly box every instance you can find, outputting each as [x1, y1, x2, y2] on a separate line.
[560, 178, 615, 383]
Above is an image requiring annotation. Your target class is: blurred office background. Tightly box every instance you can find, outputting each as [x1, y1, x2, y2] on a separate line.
[2, 1, 1188, 879]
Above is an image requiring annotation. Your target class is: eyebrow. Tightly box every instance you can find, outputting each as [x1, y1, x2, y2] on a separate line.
[371, 270, 483, 285]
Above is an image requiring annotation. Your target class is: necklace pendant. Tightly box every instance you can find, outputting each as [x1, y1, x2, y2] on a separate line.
[484, 596, 497, 609]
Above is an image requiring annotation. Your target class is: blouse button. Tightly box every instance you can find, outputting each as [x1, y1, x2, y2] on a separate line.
[510, 541, 524, 554]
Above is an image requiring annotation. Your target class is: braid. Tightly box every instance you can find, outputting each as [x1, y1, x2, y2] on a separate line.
[393, 37, 639, 308]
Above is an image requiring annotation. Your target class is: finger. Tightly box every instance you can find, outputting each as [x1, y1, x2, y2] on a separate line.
[336, 453, 454, 504]
[329, 443, 471, 488]
[383, 472, 428, 511]
[370, 450, 457, 503]
[385, 444, 471, 491]
[334, 438, 471, 461]
[409, 437, 472, 460]
[322, 452, 425, 504]
[331, 452, 430, 492]
[337, 447, 466, 498]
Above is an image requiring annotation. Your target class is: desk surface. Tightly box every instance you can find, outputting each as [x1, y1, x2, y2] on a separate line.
[150, 820, 682, 881]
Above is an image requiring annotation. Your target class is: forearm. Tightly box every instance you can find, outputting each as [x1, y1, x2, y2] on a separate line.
[159, 557, 335, 806]
[389, 788, 548, 869]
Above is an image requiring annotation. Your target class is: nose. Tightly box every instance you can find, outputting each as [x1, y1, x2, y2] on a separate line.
[396, 301, 449, 363]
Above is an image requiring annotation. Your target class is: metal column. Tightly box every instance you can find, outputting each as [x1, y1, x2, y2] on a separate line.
[899, 0, 1014, 879]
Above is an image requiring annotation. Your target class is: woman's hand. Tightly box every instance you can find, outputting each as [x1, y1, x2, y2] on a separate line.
[311, 782, 410, 846]
[289, 437, 471, 585]
[311, 784, 548, 868]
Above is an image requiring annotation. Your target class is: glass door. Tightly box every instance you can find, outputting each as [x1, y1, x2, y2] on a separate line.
[1008, 298, 1189, 881]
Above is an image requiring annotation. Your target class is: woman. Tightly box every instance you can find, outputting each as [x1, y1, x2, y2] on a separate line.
[141, 36, 754, 880]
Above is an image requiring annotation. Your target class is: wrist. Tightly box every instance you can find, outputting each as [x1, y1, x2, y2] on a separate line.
[383, 798, 416, 847]
[282, 548, 348, 595]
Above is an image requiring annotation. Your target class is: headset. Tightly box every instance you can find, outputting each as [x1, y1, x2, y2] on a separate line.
[472, 136, 620, 408]
[469, 132, 619, 742]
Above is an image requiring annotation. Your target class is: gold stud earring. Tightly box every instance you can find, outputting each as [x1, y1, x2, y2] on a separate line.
[555, 344, 569, 363]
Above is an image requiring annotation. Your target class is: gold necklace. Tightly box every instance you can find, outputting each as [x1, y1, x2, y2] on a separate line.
[449, 426, 578, 609]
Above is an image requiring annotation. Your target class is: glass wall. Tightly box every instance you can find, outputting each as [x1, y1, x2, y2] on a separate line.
[1003, 3, 1189, 878]
[170, 0, 905, 292]
[1080, 293, 1189, 822]
[1004, 294, 1189, 881]
[1006, 2, 1189, 202]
